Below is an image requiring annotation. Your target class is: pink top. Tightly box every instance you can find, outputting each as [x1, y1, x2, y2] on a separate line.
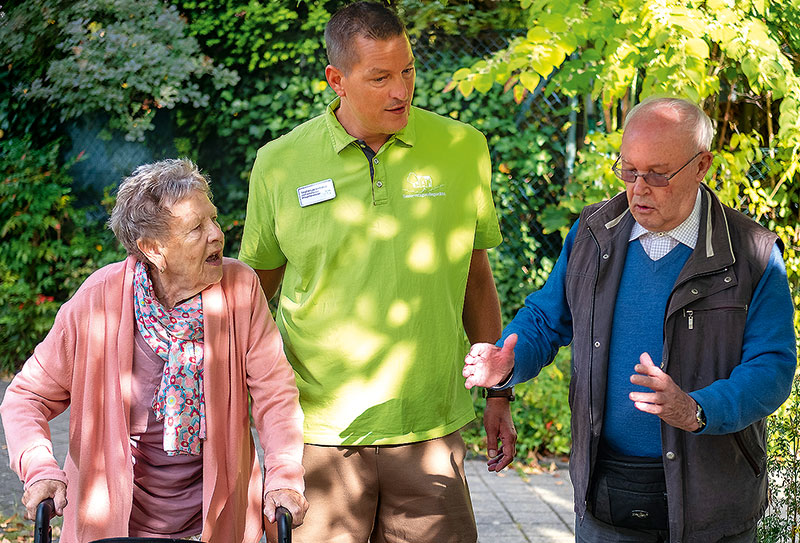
[0, 257, 304, 543]
[129, 330, 202, 538]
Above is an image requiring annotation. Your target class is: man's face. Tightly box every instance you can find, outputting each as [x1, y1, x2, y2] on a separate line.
[326, 34, 415, 149]
[621, 109, 712, 232]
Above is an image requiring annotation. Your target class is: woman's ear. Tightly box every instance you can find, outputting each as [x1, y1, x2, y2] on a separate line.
[137, 238, 166, 273]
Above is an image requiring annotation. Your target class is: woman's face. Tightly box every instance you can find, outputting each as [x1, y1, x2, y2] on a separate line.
[153, 190, 225, 302]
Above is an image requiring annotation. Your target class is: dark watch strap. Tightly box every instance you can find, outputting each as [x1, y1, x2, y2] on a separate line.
[484, 387, 515, 401]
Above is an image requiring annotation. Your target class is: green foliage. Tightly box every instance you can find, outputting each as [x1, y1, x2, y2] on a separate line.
[761, 376, 800, 542]
[397, 0, 524, 37]
[453, 0, 800, 232]
[1, 0, 238, 142]
[175, 0, 337, 73]
[170, 0, 345, 247]
[0, 137, 124, 373]
[463, 347, 572, 459]
[453, 0, 800, 535]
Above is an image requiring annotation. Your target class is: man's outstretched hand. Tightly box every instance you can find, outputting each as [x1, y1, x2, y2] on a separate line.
[463, 333, 517, 389]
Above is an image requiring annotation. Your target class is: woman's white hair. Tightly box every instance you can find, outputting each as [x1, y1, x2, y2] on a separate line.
[624, 97, 715, 152]
[109, 158, 211, 261]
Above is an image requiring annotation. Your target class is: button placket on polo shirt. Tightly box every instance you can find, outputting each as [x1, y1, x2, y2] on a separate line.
[372, 153, 388, 206]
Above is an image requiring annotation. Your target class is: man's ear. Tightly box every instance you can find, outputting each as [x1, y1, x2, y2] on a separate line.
[137, 238, 165, 272]
[696, 151, 714, 181]
[325, 64, 346, 97]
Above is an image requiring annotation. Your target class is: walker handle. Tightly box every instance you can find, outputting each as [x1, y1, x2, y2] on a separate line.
[276, 505, 292, 543]
[34, 498, 56, 543]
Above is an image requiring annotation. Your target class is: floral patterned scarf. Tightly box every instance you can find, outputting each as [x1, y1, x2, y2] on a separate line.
[133, 261, 206, 456]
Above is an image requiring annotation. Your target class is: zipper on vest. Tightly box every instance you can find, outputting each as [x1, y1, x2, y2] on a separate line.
[682, 305, 747, 331]
[734, 432, 762, 477]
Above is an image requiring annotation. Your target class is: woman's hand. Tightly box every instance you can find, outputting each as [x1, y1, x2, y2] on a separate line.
[22, 479, 67, 521]
[264, 488, 309, 527]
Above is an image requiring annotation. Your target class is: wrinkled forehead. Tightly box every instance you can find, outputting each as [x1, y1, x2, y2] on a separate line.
[621, 110, 695, 158]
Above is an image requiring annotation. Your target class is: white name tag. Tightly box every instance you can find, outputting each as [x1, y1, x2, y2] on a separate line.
[297, 178, 336, 207]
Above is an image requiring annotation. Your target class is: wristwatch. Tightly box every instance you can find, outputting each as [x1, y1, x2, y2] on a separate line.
[694, 402, 706, 432]
[484, 387, 515, 402]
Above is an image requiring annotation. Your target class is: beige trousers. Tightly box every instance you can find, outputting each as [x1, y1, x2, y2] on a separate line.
[292, 431, 477, 543]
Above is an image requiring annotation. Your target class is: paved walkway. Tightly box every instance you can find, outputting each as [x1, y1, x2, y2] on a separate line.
[0, 380, 575, 542]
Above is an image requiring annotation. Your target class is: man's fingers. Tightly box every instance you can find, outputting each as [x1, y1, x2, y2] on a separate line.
[485, 426, 499, 459]
[630, 373, 663, 390]
[634, 361, 663, 378]
[629, 390, 659, 402]
[487, 445, 515, 472]
[639, 352, 655, 366]
[501, 333, 518, 355]
[633, 401, 660, 414]
[494, 451, 514, 471]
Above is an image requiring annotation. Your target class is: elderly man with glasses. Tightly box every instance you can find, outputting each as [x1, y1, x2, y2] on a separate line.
[462, 96, 796, 543]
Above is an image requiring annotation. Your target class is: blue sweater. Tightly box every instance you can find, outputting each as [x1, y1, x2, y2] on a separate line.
[604, 242, 690, 456]
[501, 221, 796, 436]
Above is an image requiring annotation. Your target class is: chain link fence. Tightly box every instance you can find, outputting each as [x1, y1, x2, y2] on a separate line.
[412, 31, 570, 260]
[63, 31, 772, 263]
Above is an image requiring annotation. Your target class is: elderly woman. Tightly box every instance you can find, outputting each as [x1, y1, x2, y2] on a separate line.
[0, 159, 307, 542]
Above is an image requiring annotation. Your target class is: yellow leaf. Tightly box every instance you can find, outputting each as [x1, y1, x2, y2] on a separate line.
[530, 57, 554, 78]
[539, 12, 568, 33]
[473, 72, 494, 93]
[685, 37, 709, 59]
[542, 47, 566, 69]
[526, 26, 551, 43]
[453, 68, 471, 82]
[513, 84, 527, 104]
[519, 72, 540, 93]
[458, 79, 474, 98]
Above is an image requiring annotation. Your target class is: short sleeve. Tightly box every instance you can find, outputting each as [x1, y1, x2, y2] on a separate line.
[473, 134, 502, 250]
[239, 148, 287, 270]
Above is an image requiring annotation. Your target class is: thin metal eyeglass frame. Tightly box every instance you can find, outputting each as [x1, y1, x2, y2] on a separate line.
[612, 150, 704, 187]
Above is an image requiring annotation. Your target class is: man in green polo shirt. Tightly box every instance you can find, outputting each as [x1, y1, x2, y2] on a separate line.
[239, 2, 516, 541]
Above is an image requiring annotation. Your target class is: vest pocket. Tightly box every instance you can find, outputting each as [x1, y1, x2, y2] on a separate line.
[682, 304, 747, 330]
[733, 429, 764, 478]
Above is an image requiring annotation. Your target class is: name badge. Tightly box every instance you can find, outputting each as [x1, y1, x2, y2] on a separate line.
[297, 178, 336, 207]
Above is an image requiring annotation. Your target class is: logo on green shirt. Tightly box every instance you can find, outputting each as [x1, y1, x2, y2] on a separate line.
[403, 172, 446, 198]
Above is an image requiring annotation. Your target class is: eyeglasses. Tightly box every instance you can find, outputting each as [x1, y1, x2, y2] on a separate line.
[612, 151, 703, 187]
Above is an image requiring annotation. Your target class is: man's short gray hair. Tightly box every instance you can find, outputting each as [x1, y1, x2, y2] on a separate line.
[324, 1, 407, 74]
[109, 158, 211, 261]
[624, 97, 715, 152]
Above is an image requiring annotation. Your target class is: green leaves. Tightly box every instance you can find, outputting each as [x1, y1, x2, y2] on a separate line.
[3, 0, 239, 141]
[0, 136, 125, 372]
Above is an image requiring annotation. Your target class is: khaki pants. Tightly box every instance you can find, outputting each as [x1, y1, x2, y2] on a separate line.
[293, 431, 477, 543]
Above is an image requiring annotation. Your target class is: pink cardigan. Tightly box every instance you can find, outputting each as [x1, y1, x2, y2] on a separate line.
[0, 257, 304, 543]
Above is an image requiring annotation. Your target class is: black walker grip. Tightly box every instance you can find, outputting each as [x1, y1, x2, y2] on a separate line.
[34, 498, 56, 543]
[276, 505, 292, 543]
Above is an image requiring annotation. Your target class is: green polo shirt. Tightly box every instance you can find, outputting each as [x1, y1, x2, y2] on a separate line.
[240, 98, 502, 445]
